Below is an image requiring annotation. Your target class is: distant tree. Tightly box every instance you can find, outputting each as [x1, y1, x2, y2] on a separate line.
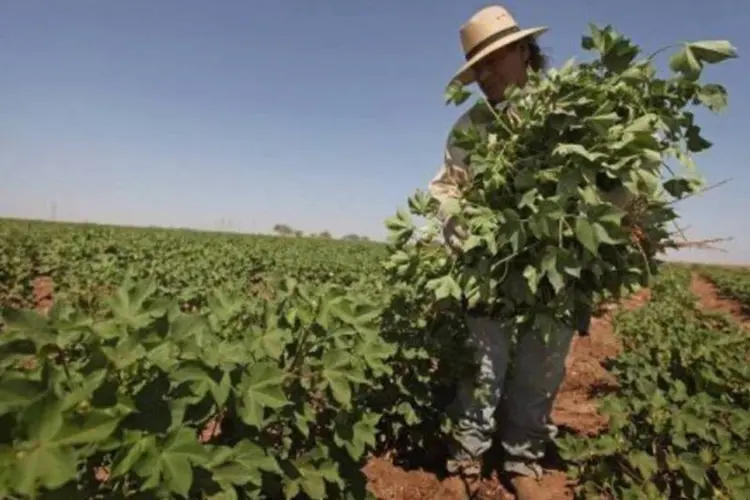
[293, 230, 304, 237]
[319, 231, 332, 238]
[273, 224, 294, 236]
[273, 224, 292, 235]
[342, 234, 369, 241]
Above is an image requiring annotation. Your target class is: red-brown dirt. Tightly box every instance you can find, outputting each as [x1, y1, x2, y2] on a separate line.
[363, 290, 651, 500]
[32, 276, 54, 314]
[690, 273, 749, 327]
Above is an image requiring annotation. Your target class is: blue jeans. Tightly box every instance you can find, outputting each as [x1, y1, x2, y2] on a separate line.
[448, 313, 578, 478]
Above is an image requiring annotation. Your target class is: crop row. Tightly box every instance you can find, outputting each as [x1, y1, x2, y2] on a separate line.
[698, 264, 750, 313]
[1, 219, 749, 499]
[559, 267, 750, 498]
[0, 218, 388, 312]
[0, 219, 464, 499]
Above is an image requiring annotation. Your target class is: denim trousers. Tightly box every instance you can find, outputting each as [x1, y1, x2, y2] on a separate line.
[448, 312, 580, 478]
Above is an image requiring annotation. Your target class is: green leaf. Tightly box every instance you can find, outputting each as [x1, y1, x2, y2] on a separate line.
[0, 378, 42, 415]
[688, 40, 738, 63]
[210, 371, 232, 406]
[523, 265, 540, 295]
[541, 249, 565, 293]
[558, 250, 582, 278]
[170, 314, 207, 339]
[679, 452, 708, 486]
[601, 36, 640, 73]
[320, 350, 355, 407]
[172, 363, 215, 398]
[439, 198, 461, 218]
[111, 434, 155, 478]
[627, 451, 657, 480]
[670, 40, 737, 80]
[444, 81, 472, 105]
[697, 83, 729, 112]
[14, 446, 78, 495]
[575, 218, 599, 254]
[22, 393, 64, 443]
[426, 275, 462, 301]
[159, 427, 209, 497]
[663, 178, 694, 199]
[407, 189, 433, 215]
[670, 45, 702, 80]
[61, 369, 108, 411]
[285, 456, 338, 500]
[462, 234, 483, 252]
[557, 168, 582, 196]
[54, 410, 123, 446]
[584, 111, 620, 131]
[161, 452, 194, 496]
[334, 412, 380, 460]
[593, 222, 620, 245]
[685, 125, 713, 152]
[215, 440, 280, 487]
[238, 363, 289, 428]
[1, 309, 57, 350]
[384, 208, 412, 231]
[553, 143, 606, 162]
[578, 185, 600, 205]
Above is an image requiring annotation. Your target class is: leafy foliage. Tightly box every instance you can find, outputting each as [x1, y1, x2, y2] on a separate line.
[386, 25, 737, 340]
[0, 219, 387, 312]
[0, 273, 398, 499]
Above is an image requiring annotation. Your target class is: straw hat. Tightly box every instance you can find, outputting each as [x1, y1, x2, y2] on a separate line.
[451, 5, 547, 86]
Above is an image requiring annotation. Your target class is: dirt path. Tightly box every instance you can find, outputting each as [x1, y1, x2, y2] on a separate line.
[31, 276, 54, 314]
[690, 273, 749, 327]
[364, 290, 650, 500]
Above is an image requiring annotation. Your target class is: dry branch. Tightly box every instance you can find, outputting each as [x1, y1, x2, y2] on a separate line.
[664, 237, 734, 253]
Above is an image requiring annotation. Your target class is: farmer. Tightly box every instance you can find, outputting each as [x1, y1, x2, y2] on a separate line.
[428, 5, 632, 499]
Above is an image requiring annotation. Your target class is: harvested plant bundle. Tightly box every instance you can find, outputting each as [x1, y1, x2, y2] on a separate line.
[385, 25, 737, 336]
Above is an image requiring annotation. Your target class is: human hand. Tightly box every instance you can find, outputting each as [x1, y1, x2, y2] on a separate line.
[443, 217, 467, 253]
[630, 225, 646, 245]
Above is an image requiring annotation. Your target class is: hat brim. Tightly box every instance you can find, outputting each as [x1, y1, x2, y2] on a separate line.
[450, 26, 548, 87]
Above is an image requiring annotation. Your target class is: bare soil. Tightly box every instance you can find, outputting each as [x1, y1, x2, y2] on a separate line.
[32, 276, 54, 314]
[690, 273, 749, 327]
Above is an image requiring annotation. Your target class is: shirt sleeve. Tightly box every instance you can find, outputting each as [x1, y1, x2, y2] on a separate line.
[428, 113, 474, 223]
[428, 150, 471, 221]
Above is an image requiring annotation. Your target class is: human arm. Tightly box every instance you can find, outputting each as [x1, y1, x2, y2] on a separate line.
[428, 144, 471, 251]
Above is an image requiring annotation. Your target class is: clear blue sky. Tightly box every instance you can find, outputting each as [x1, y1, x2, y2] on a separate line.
[1, 1, 747, 263]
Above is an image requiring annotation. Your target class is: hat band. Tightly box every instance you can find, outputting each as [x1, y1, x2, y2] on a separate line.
[464, 26, 521, 61]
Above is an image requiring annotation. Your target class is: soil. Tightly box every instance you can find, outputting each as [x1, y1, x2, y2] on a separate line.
[690, 273, 749, 326]
[363, 290, 651, 500]
[32, 276, 54, 314]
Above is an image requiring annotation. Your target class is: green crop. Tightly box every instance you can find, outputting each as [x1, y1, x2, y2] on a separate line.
[558, 268, 750, 498]
[700, 265, 750, 313]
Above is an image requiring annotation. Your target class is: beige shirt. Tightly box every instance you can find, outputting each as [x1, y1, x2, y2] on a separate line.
[428, 102, 493, 221]
[428, 102, 632, 233]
